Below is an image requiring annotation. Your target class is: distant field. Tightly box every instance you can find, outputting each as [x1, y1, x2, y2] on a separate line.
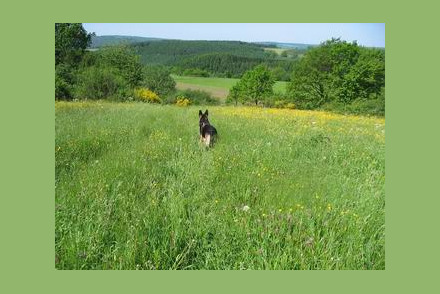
[56, 101, 385, 269]
[173, 75, 288, 100]
[263, 47, 287, 55]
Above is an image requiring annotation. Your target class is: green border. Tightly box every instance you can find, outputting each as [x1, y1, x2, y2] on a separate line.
[2, 0, 437, 292]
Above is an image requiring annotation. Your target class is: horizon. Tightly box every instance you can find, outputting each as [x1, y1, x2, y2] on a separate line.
[83, 23, 385, 48]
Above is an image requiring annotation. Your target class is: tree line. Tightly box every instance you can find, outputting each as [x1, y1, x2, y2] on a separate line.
[228, 38, 385, 115]
[130, 39, 298, 80]
[56, 24, 385, 115]
[131, 39, 274, 64]
[174, 53, 295, 80]
[56, 24, 176, 101]
[56, 24, 222, 106]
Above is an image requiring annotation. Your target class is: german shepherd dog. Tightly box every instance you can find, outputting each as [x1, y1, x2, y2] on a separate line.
[199, 109, 217, 147]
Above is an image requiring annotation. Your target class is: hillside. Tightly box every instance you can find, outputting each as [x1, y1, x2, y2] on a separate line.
[88, 36, 306, 79]
[90, 35, 315, 50]
[130, 39, 298, 79]
[90, 35, 163, 48]
[131, 40, 272, 64]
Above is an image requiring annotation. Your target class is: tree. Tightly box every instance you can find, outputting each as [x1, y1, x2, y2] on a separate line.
[55, 23, 93, 99]
[96, 46, 144, 88]
[287, 38, 385, 109]
[287, 55, 331, 109]
[226, 83, 242, 106]
[142, 66, 176, 96]
[74, 66, 127, 100]
[233, 65, 275, 105]
[55, 63, 75, 99]
[271, 66, 289, 81]
[55, 23, 93, 66]
[338, 48, 385, 102]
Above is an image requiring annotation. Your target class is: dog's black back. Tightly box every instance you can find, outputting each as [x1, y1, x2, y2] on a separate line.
[199, 109, 217, 147]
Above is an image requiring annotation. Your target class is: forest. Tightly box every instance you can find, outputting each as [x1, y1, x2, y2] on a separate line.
[130, 40, 298, 80]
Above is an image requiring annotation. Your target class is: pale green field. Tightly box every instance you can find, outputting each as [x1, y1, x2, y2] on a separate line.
[55, 101, 385, 270]
[263, 47, 287, 55]
[173, 75, 288, 100]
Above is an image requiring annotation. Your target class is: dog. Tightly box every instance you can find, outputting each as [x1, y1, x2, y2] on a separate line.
[199, 109, 217, 147]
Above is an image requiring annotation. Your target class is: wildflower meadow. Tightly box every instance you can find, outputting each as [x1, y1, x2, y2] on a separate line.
[55, 101, 385, 269]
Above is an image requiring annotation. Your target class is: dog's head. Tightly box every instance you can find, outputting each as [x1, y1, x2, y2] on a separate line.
[199, 109, 209, 130]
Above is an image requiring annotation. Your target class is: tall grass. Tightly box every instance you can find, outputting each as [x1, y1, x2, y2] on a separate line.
[55, 101, 385, 269]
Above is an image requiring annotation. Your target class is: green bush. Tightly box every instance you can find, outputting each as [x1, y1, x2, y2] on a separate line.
[348, 98, 384, 116]
[273, 100, 287, 108]
[260, 92, 295, 109]
[142, 66, 176, 97]
[74, 66, 129, 100]
[231, 65, 275, 106]
[270, 66, 290, 81]
[262, 99, 295, 109]
[321, 87, 385, 116]
[55, 77, 72, 100]
[287, 38, 385, 113]
[56, 45, 146, 101]
[182, 68, 210, 77]
[55, 64, 75, 100]
[95, 46, 144, 88]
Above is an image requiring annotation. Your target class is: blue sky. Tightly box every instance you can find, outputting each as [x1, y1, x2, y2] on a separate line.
[83, 23, 385, 47]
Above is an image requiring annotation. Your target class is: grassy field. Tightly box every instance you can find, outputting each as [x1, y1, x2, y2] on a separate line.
[173, 75, 288, 100]
[263, 47, 287, 55]
[55, 101, 385, 270]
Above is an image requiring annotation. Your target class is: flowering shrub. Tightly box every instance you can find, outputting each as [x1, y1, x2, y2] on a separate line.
[285, 103, 295, 109]
[273, 100, 286, 108]
[134, 88, 161, 103]
[175, 96, 191, 107]
[273, 100, 295, 109]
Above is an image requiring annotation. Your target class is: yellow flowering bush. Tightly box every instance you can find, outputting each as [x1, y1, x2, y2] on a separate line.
[134, 88, 161, 103]
[273, 100, 286, 108]
[175, 96, 191, 107]
[273, 100, 295, 109]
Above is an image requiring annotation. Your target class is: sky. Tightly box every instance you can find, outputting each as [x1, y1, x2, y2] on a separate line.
[83, 23, 385, 47]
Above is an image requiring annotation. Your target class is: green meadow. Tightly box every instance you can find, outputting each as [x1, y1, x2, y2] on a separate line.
[173, 75, 288, 99]
[55, 101, 385, 270]
[263, 47, 287, 55]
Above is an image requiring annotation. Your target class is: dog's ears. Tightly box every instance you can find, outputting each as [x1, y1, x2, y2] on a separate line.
[199, 110, 208, 117]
